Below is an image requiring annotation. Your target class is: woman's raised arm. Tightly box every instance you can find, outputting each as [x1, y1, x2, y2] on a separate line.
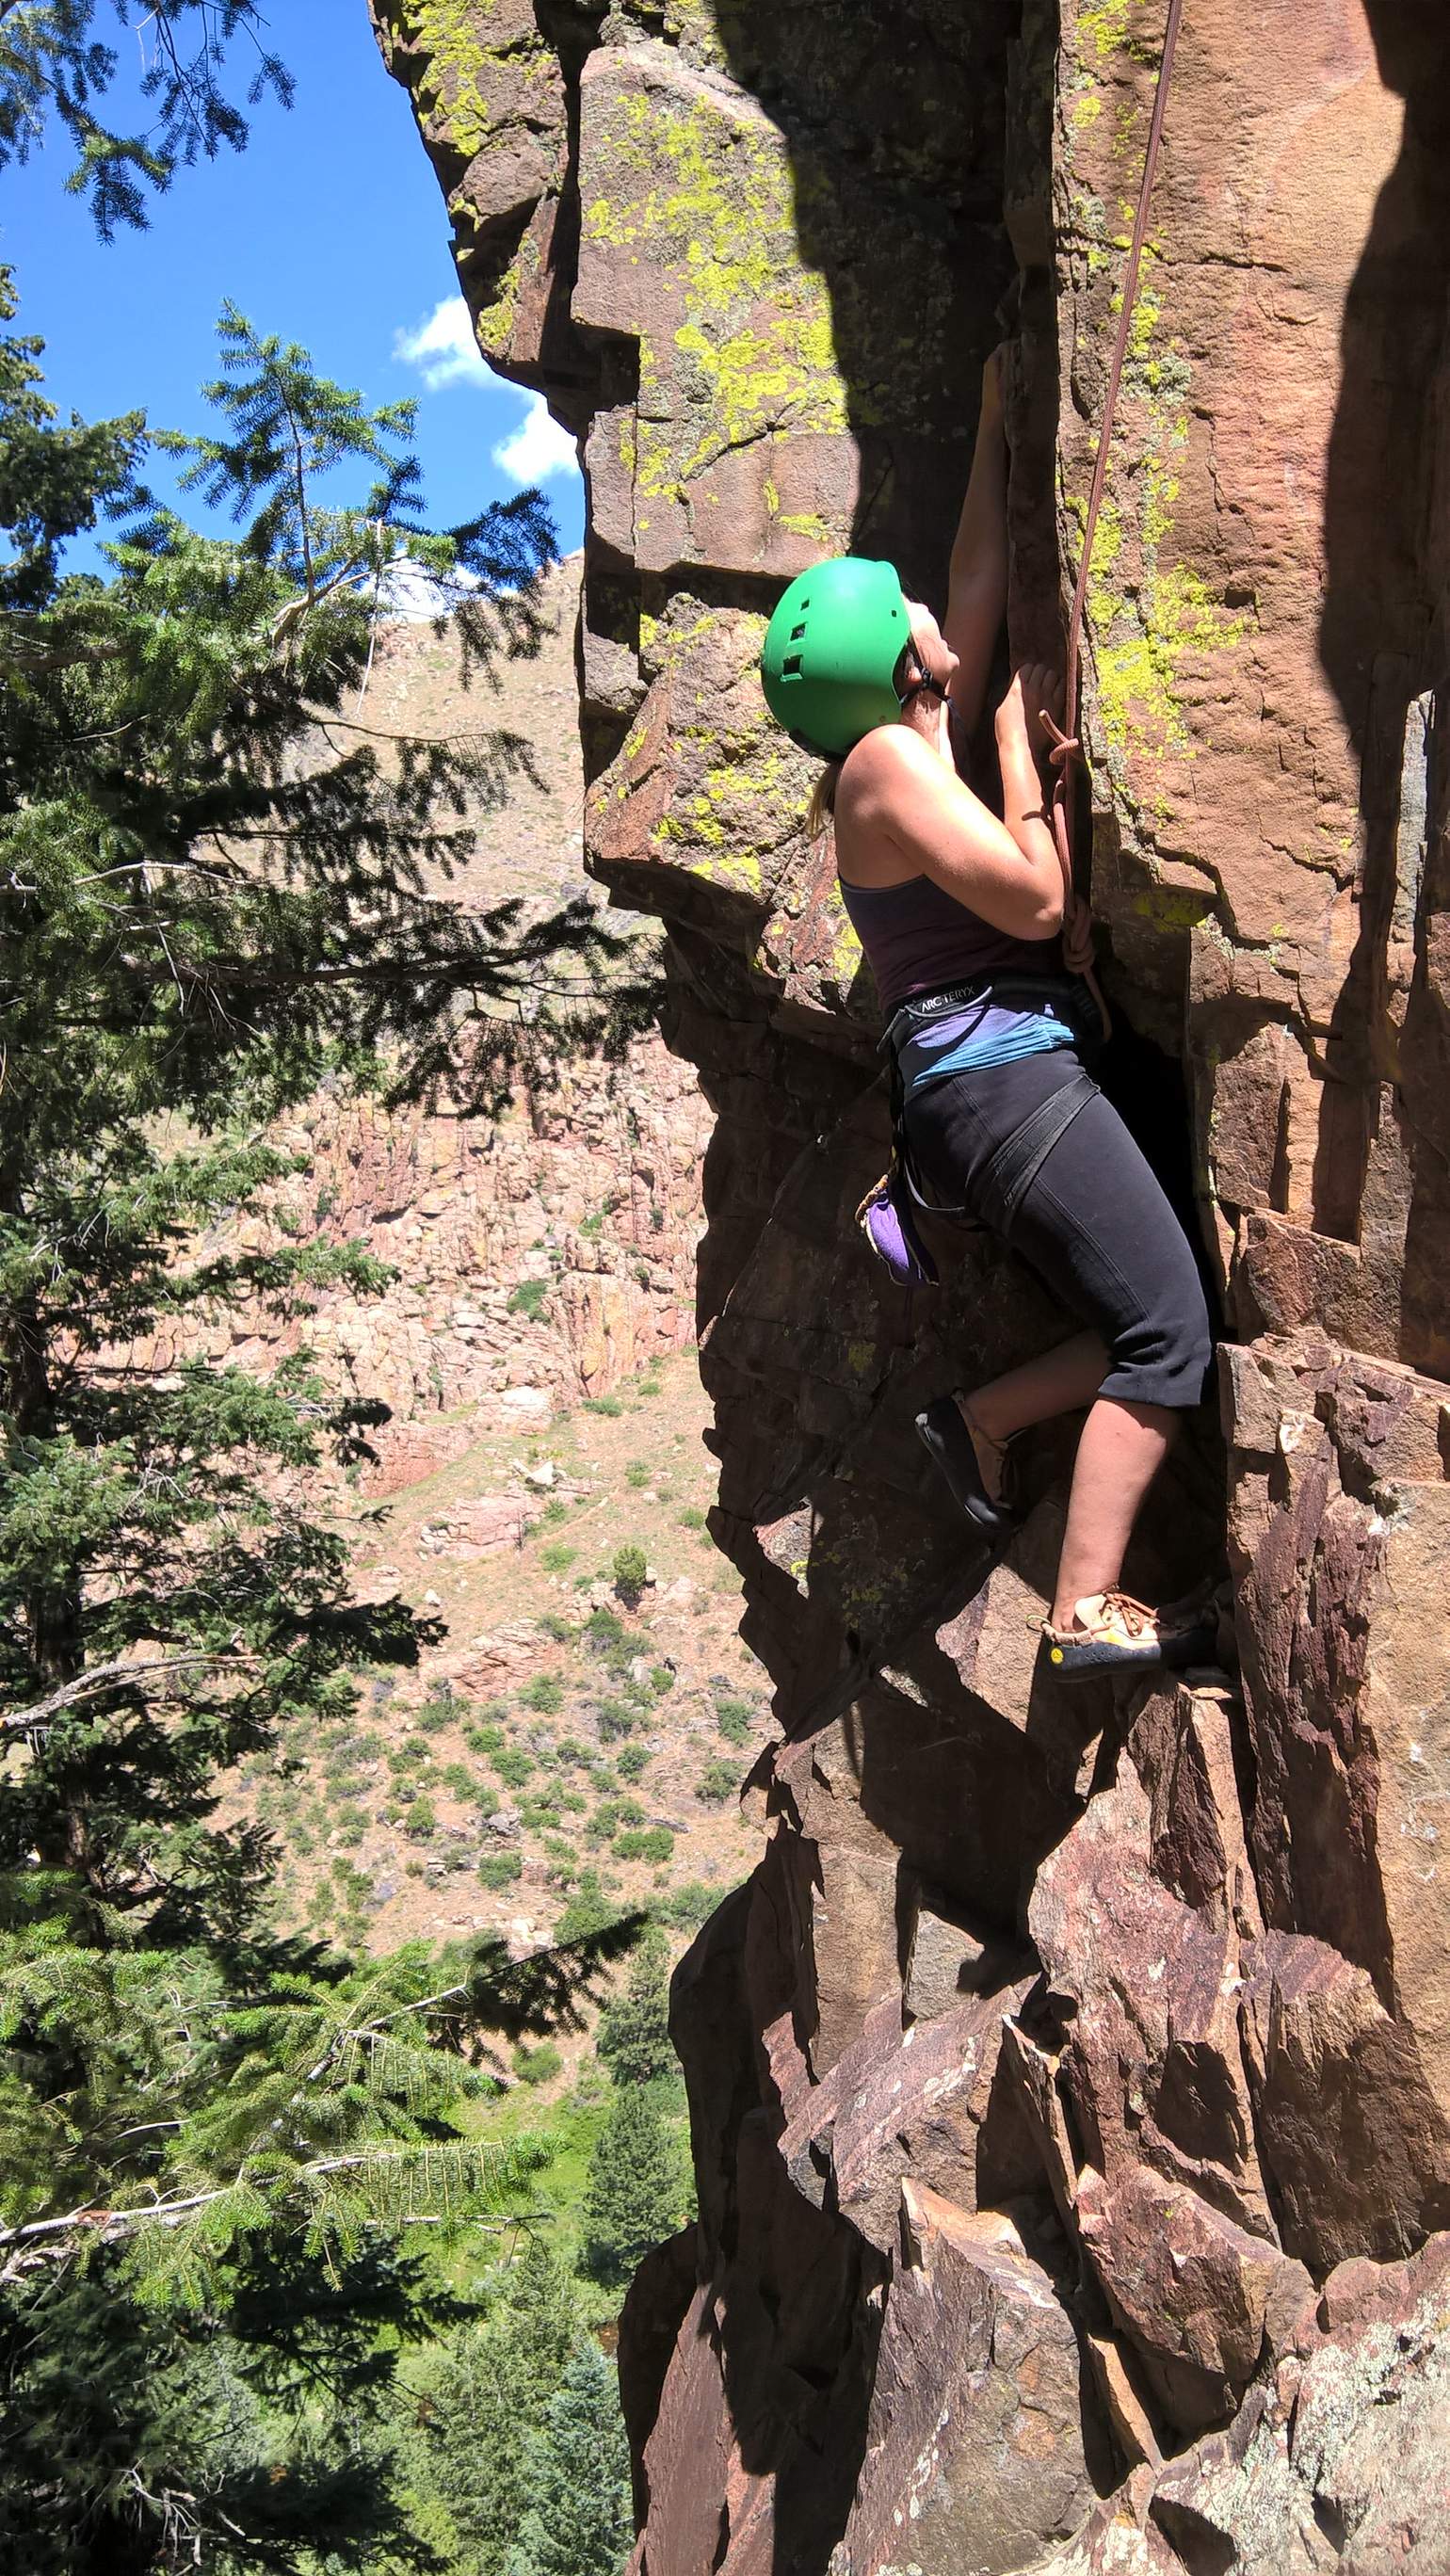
[837, 664, 1066, 945]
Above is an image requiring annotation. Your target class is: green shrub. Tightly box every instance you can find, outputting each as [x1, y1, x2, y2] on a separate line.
[556, 1738, 587, 1766]
[494, 1747, 535, 1789]
[415, 1693, 454, 1734]
[404, 1795, 437, 1841]
[583, 1392, 621, 1416]
[508, 1278, 550, 1320]
[696, 1762, 739, 1806]
[540, 1544, 576, 1573]
[636, 1377, 663, 1397]
[336, 1806, 368, 1846]
[677, 1507, 705, 1531]
[615, 1745, 650, 1781]
[465, 1721, 505, 1758]
[650, 1666, 675, 1694]
[478, 1699, 510, 1726]
[624, 1461, 650, 1489]
[651, 1878, 722, 1930]
[536, 1612, 573, 1642]
[558, 1787, 588, 1812]
[596, 1699, 636, 1743]
[611, 1543, 648, 1602]
[714, 1698, 752, 1747]
[440, 1763, 474, 1799]
[385, 1748, 418, 1779]
[617, 1798, 646, 1827]
[470, 1781, 499, 1817]
[511, 2039, 563, 2085]
[400, 1733, 430, 1761]
[579, 1211, 605, 1239]
[585, 1604, 625, 1650]
[542, 1496, 569, 1526]
[478, 1851, 523, 1890]
[586, 1800, 624, 1846]
[556, 1873, 622, 1943]
[614, 1827, 673, 1864]
[520, 1674, 564, 1715]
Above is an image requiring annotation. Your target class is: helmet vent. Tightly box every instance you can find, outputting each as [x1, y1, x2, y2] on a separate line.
[781, 654, 802, 676]
[790, 623, 806, 640]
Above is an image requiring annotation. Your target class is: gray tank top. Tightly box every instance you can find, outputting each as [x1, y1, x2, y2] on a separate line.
[838, 870, 1062, 1018]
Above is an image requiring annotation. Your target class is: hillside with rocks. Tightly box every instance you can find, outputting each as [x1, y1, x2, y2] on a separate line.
[375, 2, 1450, 2571]
[167, 560, 777, 1967]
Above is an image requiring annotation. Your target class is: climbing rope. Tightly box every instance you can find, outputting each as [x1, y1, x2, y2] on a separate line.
[1043, 0, 1187, 1039]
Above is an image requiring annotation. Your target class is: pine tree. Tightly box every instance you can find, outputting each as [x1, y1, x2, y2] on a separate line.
[582, 2085, 688, 2291]
[423, 2235, 582, 2575]
[508, 2338, 634, 2576]
[0, 287, 643, 2567]
[0, 2, 293, 239]
[596, 1925, 676, 2089]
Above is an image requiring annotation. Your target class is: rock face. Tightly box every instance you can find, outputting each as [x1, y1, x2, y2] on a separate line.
[376, 0, 1450, 2566]
[165, 1028, 709, 1490]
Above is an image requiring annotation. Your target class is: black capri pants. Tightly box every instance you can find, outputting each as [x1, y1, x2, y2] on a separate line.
[901, 1047, 1214, 1411]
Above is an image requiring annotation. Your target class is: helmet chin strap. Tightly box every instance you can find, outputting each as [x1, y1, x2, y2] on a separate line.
[902, 647, 950, 705]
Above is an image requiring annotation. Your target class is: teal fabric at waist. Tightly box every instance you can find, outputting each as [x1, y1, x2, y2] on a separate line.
[895, 978, 1087, 1102]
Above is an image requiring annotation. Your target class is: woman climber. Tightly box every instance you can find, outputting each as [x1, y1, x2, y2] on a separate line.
[758, 349, 1215, 1679]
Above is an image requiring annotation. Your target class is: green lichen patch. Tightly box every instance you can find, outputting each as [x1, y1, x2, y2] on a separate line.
[585, 73, 849, 492]
[385, 0, 547, 162]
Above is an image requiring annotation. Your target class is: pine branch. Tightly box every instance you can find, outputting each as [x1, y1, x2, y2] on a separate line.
[0, 1648, 261, 1736]
[0, 2142, 534, 2275]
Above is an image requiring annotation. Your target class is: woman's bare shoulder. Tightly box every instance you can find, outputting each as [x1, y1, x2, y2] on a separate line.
[836, 724, 936, 819]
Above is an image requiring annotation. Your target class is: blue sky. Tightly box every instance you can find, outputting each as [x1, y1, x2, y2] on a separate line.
[8, 0, 584, 565]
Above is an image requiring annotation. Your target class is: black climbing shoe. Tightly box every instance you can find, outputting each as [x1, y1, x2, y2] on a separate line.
[1039, 1588, 1217, 1680]
[915, 1394, 1021, 1539]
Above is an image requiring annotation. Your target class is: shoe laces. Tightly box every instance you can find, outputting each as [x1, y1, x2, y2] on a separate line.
[1101, 1588, 1157, 1635]
[1063, 1588, 1159, 1643]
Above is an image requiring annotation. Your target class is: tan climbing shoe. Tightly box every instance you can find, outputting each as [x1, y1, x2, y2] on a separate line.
[1039, 1587, 1216, 1679]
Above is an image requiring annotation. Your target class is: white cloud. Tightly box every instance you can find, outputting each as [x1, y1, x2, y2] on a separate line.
[395, 298, 580, 485]
[394, 297, 491, 391]
[491, 391, 580, 485]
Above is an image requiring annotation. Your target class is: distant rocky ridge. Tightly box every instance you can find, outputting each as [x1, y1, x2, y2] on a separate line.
[377, 3, 1450, 2570]
[146, 555, 711, 1491]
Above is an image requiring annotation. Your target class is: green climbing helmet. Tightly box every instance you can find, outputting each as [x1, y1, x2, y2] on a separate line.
[760, 556, 911, 758]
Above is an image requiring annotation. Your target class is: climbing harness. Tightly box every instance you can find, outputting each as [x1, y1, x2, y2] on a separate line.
[1041, 0, 1187, 1044]
[855, 969, 1101, 1285]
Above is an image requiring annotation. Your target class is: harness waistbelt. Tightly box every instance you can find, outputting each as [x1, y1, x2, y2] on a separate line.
[877, 981, 1099, 1248]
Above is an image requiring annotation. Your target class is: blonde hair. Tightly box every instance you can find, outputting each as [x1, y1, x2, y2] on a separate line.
[807, 757, 843, 843]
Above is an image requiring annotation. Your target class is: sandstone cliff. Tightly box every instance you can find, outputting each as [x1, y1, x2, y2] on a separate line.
[375, 2, 1450, 2566]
